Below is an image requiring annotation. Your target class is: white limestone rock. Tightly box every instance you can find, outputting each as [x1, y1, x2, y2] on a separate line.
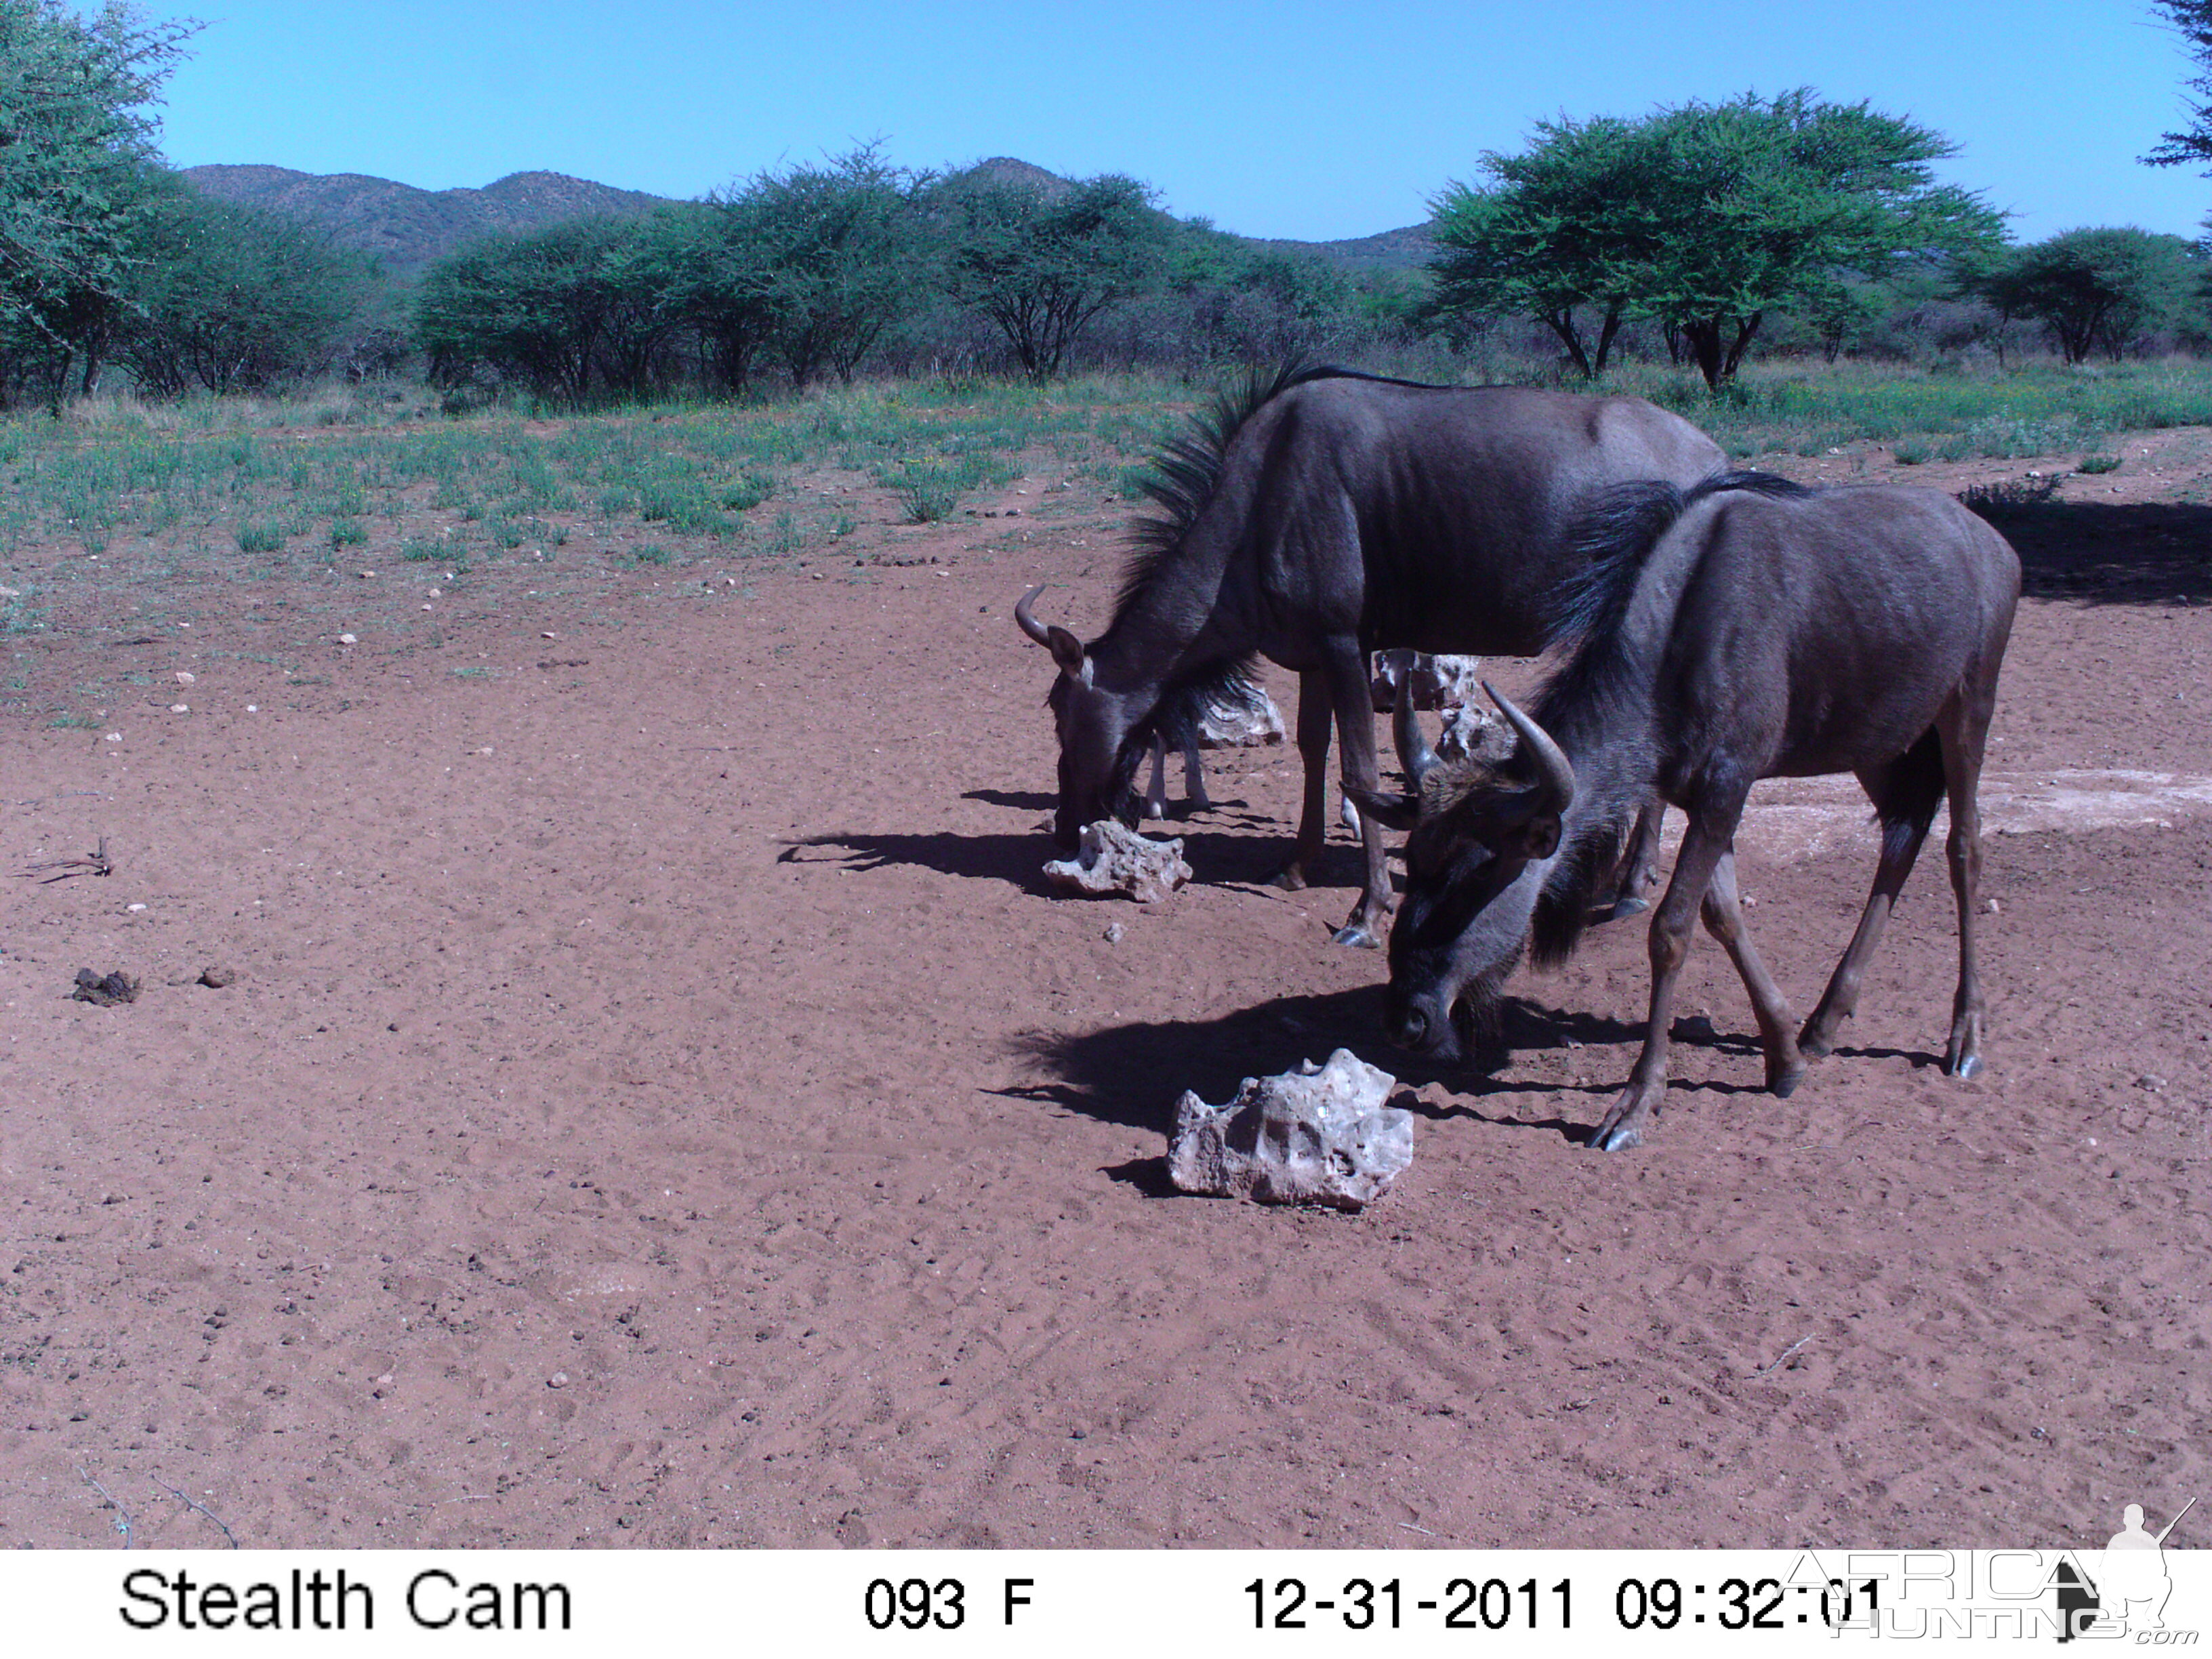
[1044, 821, 1191, 905]
[1369, 650, 1484, 713]
[1195, 687, 1286, 748]
[1168, 1049, 1414, 1211]
[1437, 702, 1514, 764]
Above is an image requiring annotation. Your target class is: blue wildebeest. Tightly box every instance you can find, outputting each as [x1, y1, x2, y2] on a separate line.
[1012, 366, 1723, 946]
[1349, 472, 2021, 1149]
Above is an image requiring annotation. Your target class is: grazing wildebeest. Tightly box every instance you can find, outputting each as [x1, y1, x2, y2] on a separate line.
[1350, 472, 2020, 1150]
[1013, 365, 1723, 946]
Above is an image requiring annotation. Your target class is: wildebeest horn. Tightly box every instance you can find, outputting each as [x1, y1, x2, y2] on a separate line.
[1015, 585, 1090, 679]
[1483, 681, 1575, 811]
[1015, 584, 1054, 647]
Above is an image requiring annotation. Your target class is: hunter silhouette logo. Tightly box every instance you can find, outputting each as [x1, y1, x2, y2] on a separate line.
[2057, 1494, 2198, 1642]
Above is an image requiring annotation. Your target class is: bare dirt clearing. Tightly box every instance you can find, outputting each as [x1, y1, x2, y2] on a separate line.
[2, 423, 2207, 1549]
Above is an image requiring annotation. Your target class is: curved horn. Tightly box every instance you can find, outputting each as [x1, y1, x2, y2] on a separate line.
[1483, 681, 1575, 812]
[1393, 674, 1438, 785]
[1015, 584, 1054, 647]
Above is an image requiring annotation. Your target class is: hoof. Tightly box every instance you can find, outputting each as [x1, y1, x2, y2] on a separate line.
[1769, 1060, 1807, 1099]
[1332, 922, 1382, 949]
[1270, 865, 1310, 893]
[1591, 1122, 1645, 1152]
[1798, 1032, 1832, 1060]
[1948, 1051, 1984, 1081]
[1597, 895, 1648, 924]
[1142, 802, 1166, 821]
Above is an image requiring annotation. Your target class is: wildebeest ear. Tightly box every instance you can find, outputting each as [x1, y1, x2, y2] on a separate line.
[1045, 624, 1088, 678]
[1507, 810, 1561, 861]
[1344, 784, 1420, 832]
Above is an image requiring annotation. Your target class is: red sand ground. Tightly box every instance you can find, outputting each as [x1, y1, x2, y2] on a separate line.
[1, 427, 2206, 1550]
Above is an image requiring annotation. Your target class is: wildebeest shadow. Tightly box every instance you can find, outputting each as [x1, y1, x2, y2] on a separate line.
[1983, 498, 2212, 607]
[783, 813, 1319, 894]
[1002, 986, 1660, 1141]
[960, 787, 1054, 812]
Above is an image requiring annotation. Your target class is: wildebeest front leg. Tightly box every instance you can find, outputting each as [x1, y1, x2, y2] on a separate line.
[1590, 810, 1737, 1151]
[1181, 743, 1212, 812]
[1698, 849, 1804, 1097]
[1272, 670, 1334, 893]
[1143, 733, 1170, 819]
[1326, 640, 1393, 948]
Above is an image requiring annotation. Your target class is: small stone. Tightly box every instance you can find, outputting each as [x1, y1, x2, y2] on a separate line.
[357, 570, 376, 579]
[1169, 1050, 1414, 1211]
[337, 633, 357, 645]
[104, 733, 122, 742]
[245, 705, 258, 714]
[2137, 1074, 2168, 1092]
[1986, 897, 2002, 914]
[198, 966, 236, 989]
[547, 1371, 569, 1390]
[169, 703, 188, 714]
[541, 631, 558, 640]
[173, 671, 194, 686]
[1103, 922, 1125, 943]
[1044, 821, 1191, 904]
[126, 903, 146, 913]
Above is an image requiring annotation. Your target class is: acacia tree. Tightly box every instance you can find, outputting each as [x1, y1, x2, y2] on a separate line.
[940, 172, 1165, 382]
[0, 0, 197, 405]
[2146, 0, 2212, 170]
[417, 220, 651, 405]
[738, 146, 926, 388]
[114, 186, 374, 394]
[1975, 228, 2203, 363]
[1432, 91, 2003, 387]
[1430, 115, 1641, 375]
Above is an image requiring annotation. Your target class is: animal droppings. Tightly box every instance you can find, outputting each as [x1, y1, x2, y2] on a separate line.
[1168, 1049, 1414, 1212]
[1043, 821, 1191, 905]
[71, 968, 140, 1006]
[198, 965, 237, 989]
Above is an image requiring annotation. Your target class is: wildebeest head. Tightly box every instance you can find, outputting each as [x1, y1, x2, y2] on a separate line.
[1349, 684, 1576, 1059]
[1019, 586, 1145, 846]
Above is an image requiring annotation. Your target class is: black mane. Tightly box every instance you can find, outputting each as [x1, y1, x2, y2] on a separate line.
[1525, 470, 1814, 965]
[1107, 363, 1452, 752]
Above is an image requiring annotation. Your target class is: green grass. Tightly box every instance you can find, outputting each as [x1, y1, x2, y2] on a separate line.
[3, 363, 2208, 581]
[2079, 453, 2124, 474]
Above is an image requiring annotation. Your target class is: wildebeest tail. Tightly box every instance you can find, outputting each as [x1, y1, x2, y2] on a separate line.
[1870, 728, 1946, 860]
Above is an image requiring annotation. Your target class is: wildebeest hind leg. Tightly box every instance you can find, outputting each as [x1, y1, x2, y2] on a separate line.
[1799, 739, 1942, 1058]
[1937, 699, 1992, 1080]
[1698, 849, 1803, 1097]
[1271, 670, 1333, 893]
[1326, 642, 1393, 949]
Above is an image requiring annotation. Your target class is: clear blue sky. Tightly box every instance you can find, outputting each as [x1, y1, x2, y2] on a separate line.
[136, 0, 2211, 245]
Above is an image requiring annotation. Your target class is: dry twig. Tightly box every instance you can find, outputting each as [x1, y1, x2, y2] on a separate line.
[18, 836, 112, 882]
[1753, 1334, 1816, 1378]
[77, 1465, 133, 1549]
[152, 1477, 240, 1549]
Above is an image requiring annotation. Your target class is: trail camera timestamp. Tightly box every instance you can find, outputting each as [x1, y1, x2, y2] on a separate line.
[1247, 1576, 1572, 1631]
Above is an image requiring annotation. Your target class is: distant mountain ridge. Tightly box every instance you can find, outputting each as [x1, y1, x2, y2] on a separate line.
[182, 165, 670, 271]
[182, 159, 1433, 274]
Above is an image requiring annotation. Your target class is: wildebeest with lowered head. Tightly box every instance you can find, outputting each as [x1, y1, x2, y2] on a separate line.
[1013, 365, 1723, 946]
[1349, 472, 2020, 1150]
